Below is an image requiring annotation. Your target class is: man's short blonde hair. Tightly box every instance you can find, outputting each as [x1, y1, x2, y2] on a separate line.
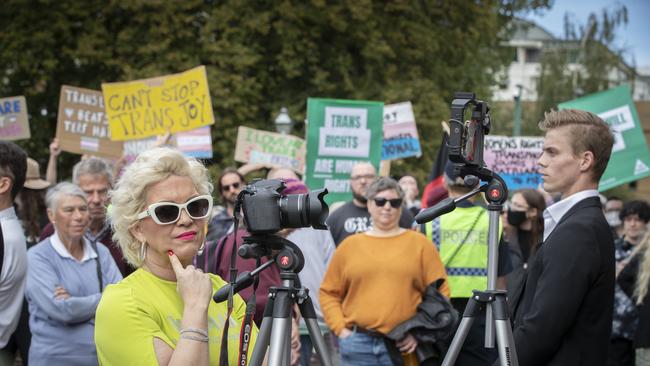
[109, 147, 213, 267]
[539, 109, 614, 181]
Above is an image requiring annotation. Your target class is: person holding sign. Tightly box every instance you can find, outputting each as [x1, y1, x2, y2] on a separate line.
[326, 162, 414, 246]
[95, 148, 256, 365]
[513, 109, 615, 365]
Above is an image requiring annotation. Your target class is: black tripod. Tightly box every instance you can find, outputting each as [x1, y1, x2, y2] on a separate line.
[213, 234, 334, 366]
[415, 166, 519, 366]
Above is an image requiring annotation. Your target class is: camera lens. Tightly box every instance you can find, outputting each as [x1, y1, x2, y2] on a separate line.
[279, 189, 329, 229]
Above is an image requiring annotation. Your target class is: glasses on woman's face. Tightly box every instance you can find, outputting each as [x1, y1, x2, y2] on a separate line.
[137, 195, 213, 225]
[373, 197, 403, 209]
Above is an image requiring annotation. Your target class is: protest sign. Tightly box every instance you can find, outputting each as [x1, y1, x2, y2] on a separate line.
[56, 86, 123, 158]
[123, 126, 213, 159]
[102, 66, 214, 141]
[382, 102, 421, 160]
[0, 96, 29, 141]
[305, 98, 384, 203]
[559, 85, 650, 191]
[483, 136, 543, 191]
[175, 126, 213, 158]
[234, 126, 306, 173]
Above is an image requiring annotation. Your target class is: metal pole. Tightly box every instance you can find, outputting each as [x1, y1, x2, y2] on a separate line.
[513, 84, 523, 136]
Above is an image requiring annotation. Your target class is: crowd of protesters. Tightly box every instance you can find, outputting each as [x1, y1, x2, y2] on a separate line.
[0, 109, 650, 366]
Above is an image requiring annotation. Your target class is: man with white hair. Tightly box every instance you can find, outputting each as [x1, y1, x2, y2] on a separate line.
[326, 162, 414, 246]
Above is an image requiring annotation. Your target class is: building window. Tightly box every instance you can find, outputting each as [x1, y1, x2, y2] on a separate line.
[525, 48, 541, 63]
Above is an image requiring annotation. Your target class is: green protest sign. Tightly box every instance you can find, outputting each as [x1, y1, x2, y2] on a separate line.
[305, 98, 384, 204]
[558, 84, 650, 191]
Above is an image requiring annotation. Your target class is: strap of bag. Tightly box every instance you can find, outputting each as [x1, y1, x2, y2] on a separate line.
[84, 231, 104, 292]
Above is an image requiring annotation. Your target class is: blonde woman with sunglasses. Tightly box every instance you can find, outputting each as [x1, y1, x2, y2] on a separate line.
[95, 147, 257, 366]
[320, 177, 450, 365]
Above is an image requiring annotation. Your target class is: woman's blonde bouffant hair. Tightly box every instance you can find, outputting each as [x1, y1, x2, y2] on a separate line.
[109, 147, 213, 268]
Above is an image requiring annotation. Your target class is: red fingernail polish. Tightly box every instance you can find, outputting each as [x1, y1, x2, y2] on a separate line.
[168, 250, 173, 256]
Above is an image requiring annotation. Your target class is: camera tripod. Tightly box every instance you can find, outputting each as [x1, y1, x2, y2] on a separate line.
[213, 234, 334, 366]
[415, 166, 518, 366]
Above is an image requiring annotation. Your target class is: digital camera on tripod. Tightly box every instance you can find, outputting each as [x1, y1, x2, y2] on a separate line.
[214, 179, 334, 366]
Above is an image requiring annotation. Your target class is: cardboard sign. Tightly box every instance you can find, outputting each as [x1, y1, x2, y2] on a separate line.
[123, 126, 213, 159]
[56, 86, 123, 158]
[234, 126, 306, 173]
[305, 98, 384, 204]
[0, 96, 30, 141]
[559, 85, 650, 191]
[483, 136, 544, 190]
[102, 66, 214, 141]
[382, 102, 421, 160]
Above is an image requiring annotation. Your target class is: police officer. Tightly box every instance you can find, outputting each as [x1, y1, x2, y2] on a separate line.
[421, 161, 511, 366]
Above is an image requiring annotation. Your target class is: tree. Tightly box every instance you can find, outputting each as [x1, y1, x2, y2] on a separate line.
[0, 0, 549, 186]
[535, 4, 632, 120]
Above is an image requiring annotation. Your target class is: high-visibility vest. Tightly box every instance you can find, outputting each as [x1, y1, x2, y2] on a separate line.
[424, 205, 498, 298]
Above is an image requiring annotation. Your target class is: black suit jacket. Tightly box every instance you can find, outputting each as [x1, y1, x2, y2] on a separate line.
[512, 196, 615, 366]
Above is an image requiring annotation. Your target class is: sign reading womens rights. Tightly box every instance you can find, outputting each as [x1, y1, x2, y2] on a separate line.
[483, 136, 544, 190]
[305, 98, 384, 204]
[234, 126, 306, 173]
[102, 66, 214, 140]
[382, 102, 421, 160]
[0, 96, 30, 141]
[559, 85, 650, 191]
[56, 86, 124, 158]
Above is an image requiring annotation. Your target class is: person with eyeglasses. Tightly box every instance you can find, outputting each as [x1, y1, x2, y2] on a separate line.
[204, 167, 246, 248]
[321, 177, 450, 366]
[325, 162, 415, 246]
[25, 182, 122, 365]
[95, 148, 257, 366]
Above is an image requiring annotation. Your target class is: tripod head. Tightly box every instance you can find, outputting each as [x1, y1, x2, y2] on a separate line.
[415, 164, 508, 224]
[213, 234, 305, 303]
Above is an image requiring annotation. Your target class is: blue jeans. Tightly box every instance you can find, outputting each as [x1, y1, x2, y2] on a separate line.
[338, 331, 393, 366]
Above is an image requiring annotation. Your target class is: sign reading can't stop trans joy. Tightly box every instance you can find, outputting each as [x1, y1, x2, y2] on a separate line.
[102, 66, 214, 141]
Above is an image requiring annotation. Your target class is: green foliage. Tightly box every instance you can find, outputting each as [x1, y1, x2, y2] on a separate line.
[535, 4, 633, 120]
[1, 0, 549, 188]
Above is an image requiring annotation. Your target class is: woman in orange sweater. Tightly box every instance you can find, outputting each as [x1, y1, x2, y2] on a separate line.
[320, 177, 450, 365]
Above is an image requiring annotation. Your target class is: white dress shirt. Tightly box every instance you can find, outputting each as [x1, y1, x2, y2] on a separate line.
[0, 206, 27, 348]
[543, 189, 599, 242]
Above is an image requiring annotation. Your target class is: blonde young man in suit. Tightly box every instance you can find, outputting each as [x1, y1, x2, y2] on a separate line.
[512, 109, 615, 365]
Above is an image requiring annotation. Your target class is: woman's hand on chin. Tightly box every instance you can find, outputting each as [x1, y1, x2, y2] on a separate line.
[168, 251, 213, 309]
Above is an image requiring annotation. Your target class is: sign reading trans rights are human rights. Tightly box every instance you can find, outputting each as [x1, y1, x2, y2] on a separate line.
[305, 98, 383, 204]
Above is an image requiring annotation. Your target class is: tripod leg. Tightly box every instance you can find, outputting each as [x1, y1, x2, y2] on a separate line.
[442, 297, 481, 366]
[268, 289, 293, 366]
[492, 294, 519, 366]
[250, 296, 275, 366]
[298, 296, 334, 366]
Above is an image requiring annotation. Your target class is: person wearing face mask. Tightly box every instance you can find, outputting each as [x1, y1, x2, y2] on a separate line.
[605, 197, 625, 240]
[608, 200, 650, 366]
[503, 189, 546, 322]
